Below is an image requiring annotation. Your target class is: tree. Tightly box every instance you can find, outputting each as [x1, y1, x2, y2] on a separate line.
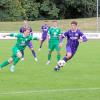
[20, 0, 40, 20]
[40, 0, 59, 19]
[0, 0, 23, 21]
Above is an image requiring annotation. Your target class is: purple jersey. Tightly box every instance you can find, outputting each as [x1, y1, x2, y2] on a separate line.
[60, 29, 87, 53]
[41, 24, 49, 38]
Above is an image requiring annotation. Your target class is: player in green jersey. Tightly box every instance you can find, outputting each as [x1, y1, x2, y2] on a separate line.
[0, 27, 35, 72]
[46, 20, 62, 65]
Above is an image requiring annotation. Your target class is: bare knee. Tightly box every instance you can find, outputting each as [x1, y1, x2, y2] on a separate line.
[30, 48, 33, 50]
[17, 52, 22, 58]
[8, 58, 13, 64]
[66, 52, 72, 59]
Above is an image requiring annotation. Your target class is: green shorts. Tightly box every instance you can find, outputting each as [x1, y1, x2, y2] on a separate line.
[48, 43, 60, 52]
[11, 46, 20, 59]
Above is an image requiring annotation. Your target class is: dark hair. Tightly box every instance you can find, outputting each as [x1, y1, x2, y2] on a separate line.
[23, 27, 32, 32]
[71, 21, 78, 25]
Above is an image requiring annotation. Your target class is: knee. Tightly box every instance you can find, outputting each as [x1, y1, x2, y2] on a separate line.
[8, 58, 13, 64]
[66, 53, 72, 59]
[17, 52, 22, 58]
[30, 48, 33, 50]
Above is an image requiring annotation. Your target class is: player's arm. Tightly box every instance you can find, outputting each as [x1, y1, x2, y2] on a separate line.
[2, 33, 19, 37]
[79, 31, 88, 43]
[60, 31, 68, 43]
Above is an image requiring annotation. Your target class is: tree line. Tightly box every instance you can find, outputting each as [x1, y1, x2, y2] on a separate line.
[0, 0, 99, 21]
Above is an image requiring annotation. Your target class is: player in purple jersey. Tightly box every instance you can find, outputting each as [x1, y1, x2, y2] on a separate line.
[20, 20, 38, 61]
[54, 21, 88, 71]
[38, 21, 49, 51]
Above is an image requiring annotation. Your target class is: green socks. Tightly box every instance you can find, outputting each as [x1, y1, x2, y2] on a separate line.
[48, 54, 51, 61]
[0, 60, 9, 68]
[57, 54, 61, 61]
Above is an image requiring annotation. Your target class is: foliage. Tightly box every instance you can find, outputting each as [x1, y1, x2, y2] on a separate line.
[0, 0, 98, 21]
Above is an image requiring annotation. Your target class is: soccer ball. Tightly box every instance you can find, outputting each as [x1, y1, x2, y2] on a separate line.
[57, 60, 65, 67]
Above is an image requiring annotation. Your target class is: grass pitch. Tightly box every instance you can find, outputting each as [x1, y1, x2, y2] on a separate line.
[0, 18, 100, 100]
[0, 39, 100, 100]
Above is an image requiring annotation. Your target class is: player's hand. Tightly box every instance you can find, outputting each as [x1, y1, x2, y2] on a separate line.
[78, 39, 83, 43]
[59, 43, 62, 48]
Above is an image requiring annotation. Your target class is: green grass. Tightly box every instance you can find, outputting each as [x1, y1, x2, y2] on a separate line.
[0, 17, 100, 32]
[0, 39, 100, 100]
[0, 18, 100, 99]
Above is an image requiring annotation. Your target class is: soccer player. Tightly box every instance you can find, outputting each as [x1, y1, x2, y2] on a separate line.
[46, 20, 62, 65]
[20, 20, 38, 61]
[38, 21, 49, 51]
[0, 27, 36, 72]
[54, 21, 88, 71]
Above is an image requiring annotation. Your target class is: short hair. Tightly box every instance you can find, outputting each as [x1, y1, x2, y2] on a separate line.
[71, 21, 78, 25]
[23, 27, 32, 32]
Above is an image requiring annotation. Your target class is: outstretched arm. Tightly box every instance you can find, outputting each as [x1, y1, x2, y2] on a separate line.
[2, 33, 19, 38]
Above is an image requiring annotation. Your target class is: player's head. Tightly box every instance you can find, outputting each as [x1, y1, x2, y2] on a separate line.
[71, 21, 78, 31]
[23, 27, 31, 36]
[52, 20, 58, 27]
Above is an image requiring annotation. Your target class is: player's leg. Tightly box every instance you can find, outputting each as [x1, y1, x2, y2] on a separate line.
[0, 57, 13, 69]
[10, 51, 22, 72]
[10, 47, 22, 72]
[39, 37, 46, 50]
[54, 46, 74, 71]
[46, 43, 54, 65]
[21, 50, 24, 61]
[63, 46, 73, 62]
[13, 51, 22, 65]
[55, 44, 61, 61]
[39, 39, 44, 49]
[27, 41, 38, 61]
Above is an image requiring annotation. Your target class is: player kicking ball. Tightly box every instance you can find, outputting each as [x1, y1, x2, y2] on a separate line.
[0, 27, 36, 72]
[54, 21, 88, 71]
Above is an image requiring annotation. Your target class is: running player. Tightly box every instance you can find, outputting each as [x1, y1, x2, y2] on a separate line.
[54, 21, 88, 71]
[0, 27, 37, 72]
[38, 21, 49, 51]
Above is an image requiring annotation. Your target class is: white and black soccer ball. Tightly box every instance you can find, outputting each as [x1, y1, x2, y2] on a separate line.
[57, 60, 65, 67]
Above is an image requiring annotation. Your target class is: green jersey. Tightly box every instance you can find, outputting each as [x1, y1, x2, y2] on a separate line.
[9, 33, 33, 51]
[48, 27, 61, 44]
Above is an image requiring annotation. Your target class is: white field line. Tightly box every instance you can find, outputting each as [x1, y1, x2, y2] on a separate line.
[0, 88, 100, 96]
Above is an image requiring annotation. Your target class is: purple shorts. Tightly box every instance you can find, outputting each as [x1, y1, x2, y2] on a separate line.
[42, 36, 46, 41]
[27, 41, 33, 49]
[66, 45, 77, 56]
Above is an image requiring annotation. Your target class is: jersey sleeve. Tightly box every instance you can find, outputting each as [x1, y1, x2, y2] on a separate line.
[60, 30, 68, 43]
[79, 30, 88, 42]
[63, 31, 69, 37]
[9, 33, 21, 38]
